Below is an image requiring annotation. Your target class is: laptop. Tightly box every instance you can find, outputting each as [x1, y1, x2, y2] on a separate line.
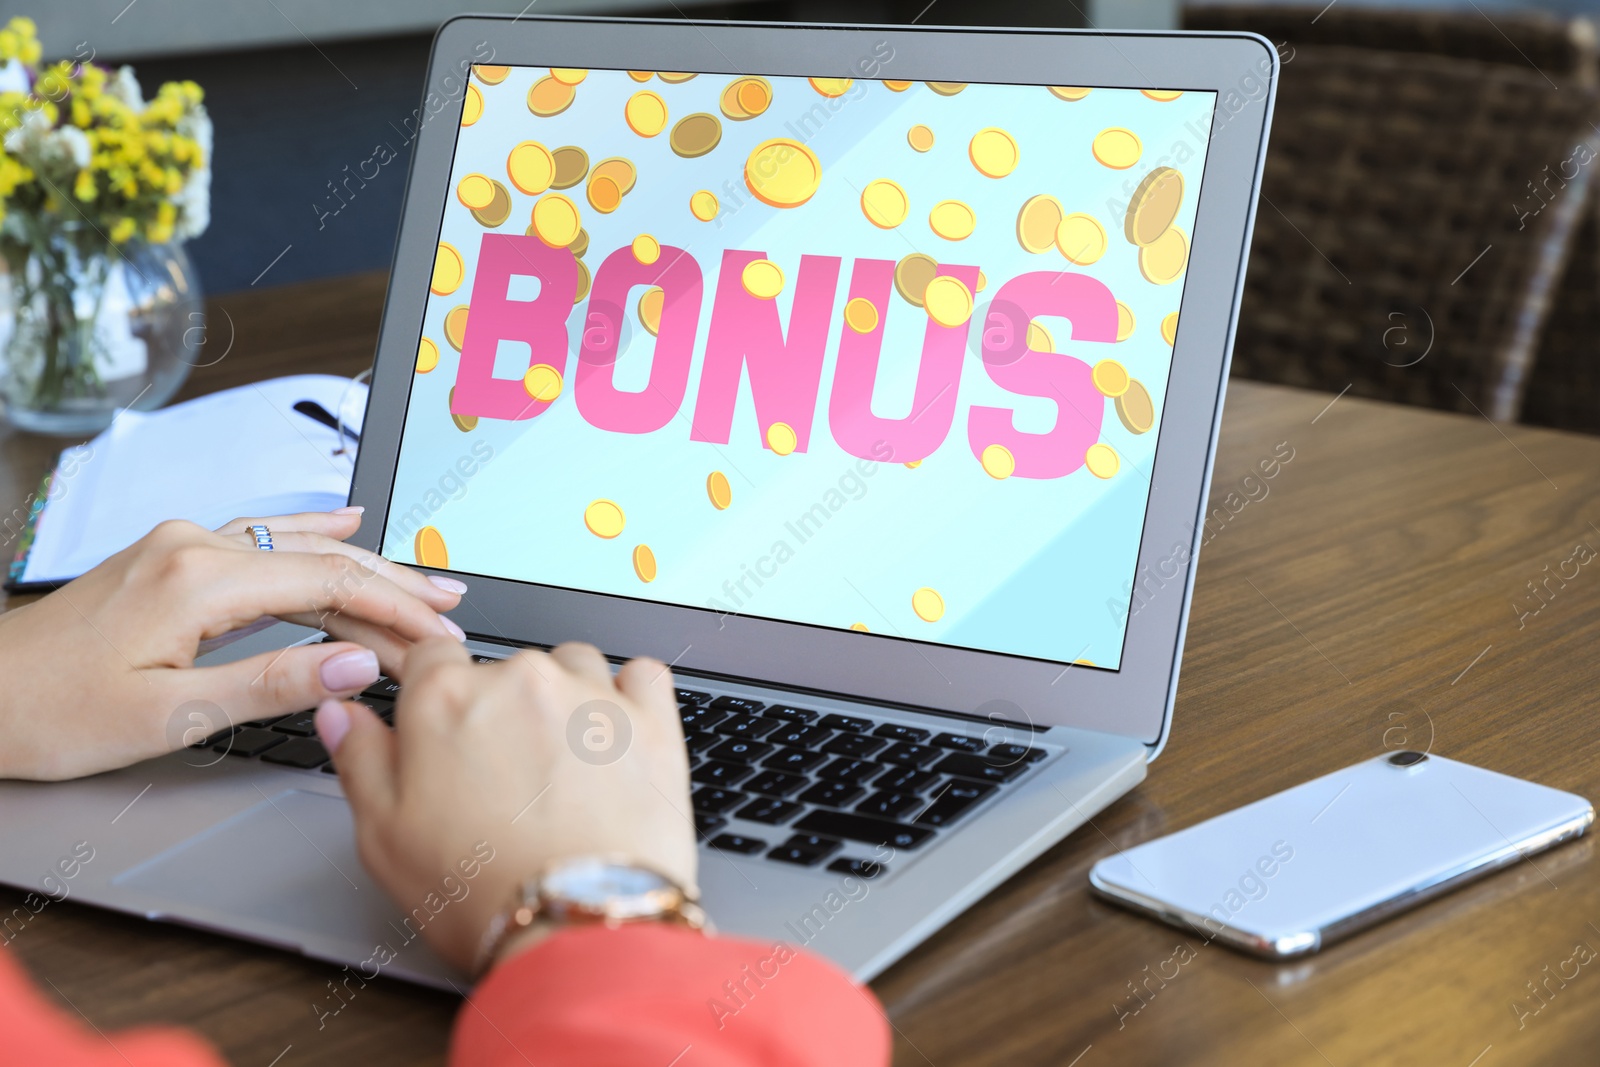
[0, 16, 1275, 988]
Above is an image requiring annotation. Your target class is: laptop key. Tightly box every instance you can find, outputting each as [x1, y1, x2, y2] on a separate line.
[873, 723, 930, 743]
[986, 743, 1048, 765]
[241, 715, 289, 729]
[856, 791, 919, 819]
[763, 705, 819, 724]
[686, 732, 723, 755]
[822, 734, 886, 758]
[763, 747, 826, 773]
[914, 781, 997, 827]
[744, 771, 808, 797]
[219, 728, 287, 757]
[364, 678, 403, 699]
[194, 726, 237, 748]
[715, 715, 780, 739]
[766, 723, 831, 749]
[793, 810, 935, 851]
[677, 689, 711, 706]
[817, 758, 882, 785]
[828, 857, 887, 879]
[799, 780, 865, 808]
[681, 706, 728, 731]
[932, 753, 1029, 784]
[931, 732, 985, 753]
[818, 713, 873, 733]
[692, 787, 746, 814]
[260, 738, 330, 769]
[709, 696, 765, 715]
[707, 739, 774, 763]
[736, 797, 804, 825]
[879, 743, 940, 768]
[768, 834, 842, 867]
[270, 712, 319, 737]
[691, 760, 754, 786]
[694, 813, 727, 838]
[875, 766, 941, 793]
[708, 834, 767, 855]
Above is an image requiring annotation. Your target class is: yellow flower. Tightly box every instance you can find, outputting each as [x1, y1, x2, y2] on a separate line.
[110, 217, 137, 244]
[73, 170, 95, 202]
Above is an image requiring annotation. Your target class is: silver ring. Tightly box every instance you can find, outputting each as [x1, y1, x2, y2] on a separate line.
[249, 524, 274, 551]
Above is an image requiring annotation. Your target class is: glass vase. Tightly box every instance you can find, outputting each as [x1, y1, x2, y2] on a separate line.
[0, 228, 202, 436]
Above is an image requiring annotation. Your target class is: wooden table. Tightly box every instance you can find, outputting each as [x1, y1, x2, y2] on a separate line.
[4, 272, 1600, 1065]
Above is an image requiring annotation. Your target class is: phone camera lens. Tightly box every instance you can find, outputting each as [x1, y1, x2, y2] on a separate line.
[1387, 750, 1428, 767]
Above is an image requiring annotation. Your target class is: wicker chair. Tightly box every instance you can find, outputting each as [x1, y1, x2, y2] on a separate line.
[1184, 7, 1600, 424]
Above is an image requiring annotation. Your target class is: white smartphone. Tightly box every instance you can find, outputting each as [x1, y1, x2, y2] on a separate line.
[1089, 751, 1593, 958]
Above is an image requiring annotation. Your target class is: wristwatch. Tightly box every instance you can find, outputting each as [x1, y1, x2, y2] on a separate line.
[473, 856, 707, 976]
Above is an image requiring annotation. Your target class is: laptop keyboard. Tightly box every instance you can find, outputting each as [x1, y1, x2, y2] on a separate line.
[197, 652, 1055, 879]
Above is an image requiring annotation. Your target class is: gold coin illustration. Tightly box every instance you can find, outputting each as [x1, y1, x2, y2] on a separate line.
[569, 228, 589, 258]
[1161, 311, 1178, 345]
[457, 173, 495, 210]
[766, 421, 798, 456]
[527, 76, 576, 117]
[523, 363, 563, 403]
[745, 138, 823, 208]
[658, 71, 698, 83]
[1139, 226, 1188, 284]
[627, 71, 653, 82]
[1092, 359, 1131, 398]
[1047, 86, 1091, 101]
[976, 270, 987, 293]
[591, 157, 637, 196]
[720, 77, 773, 119]
[908, 124, 935, 152]
[432, 242, 464, 295]
[690, 189, 719, 221]
[417, 337, 438, 374]
[473, 65, 509, 85]
[573, 258, 591, 304]
[1056, 212, 1107, 265]
[506, 141, 555, 195]
[883, 80, 912, 92]
[444, 305, 469, 351]
[638, 286, 664, 336]
[707, 470, 733, 510]
[1116, 379, 1155, 434]
[625, 90, 669, 136]
[809, 77, 852, 97]
[904, 460, 922, 469]
[550, 67, 587, 85]
[587, 173, 622, 213]
[926, 82, 966, 95]
[860, 179, 909, 229]
[632, 234, 660, 265]
[1117, 302, 1135, 342]
[929, 199, 976, 241]
[584, 499, 626, 539]
[1085, 443, 1120, 479]
[470, 180, 512, 228]
[532, 193, 582, 247]
[1092, 127, 1143, 169]
[462, 85, 483, 126]
[632, 544, 657, 583]
[981, 443, 1015, 480]
[414, 526, 449, 568]
[912, 587, 945, 622]
[1015, 195, 1063, 254]
[1142, 89, 1183, 101]
[968, 128, 1019, 178]
[850, 622, 870, 631]
[923, 275, 974, 328]
[1125, 166, 1184, 247]
[741, 259, 785, 300]
[670, 113, 723, 158]
[448, 386, 477, 432]
[844, 297, 880, 334]
[551, 146, 589, 189]
[893, 253, 939, 307]
[1027, 321, 1054, 352]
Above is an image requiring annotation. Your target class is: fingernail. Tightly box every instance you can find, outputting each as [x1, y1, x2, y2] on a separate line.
[441, 615, 467, 641]
[320, 647, 380, 692]
[333, 505, 365, 515]
[428, 574, 468, 594]
[315, 699, 352, 753]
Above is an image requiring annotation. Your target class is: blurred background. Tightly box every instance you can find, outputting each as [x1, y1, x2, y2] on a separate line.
[25, 0, 1600, 433]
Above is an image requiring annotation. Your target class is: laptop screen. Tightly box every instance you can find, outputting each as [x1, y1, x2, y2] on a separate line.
[382, 66, 1218, 670]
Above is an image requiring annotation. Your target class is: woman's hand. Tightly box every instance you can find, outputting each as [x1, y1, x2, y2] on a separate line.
[319, 638, 696, 975]
[0, 508, 465, 780]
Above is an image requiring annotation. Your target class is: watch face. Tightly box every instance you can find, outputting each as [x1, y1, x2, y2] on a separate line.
[546, 861, 670, 906]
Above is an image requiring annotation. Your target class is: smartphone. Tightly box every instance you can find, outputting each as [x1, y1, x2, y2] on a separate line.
[1089, 751, 1593, 958]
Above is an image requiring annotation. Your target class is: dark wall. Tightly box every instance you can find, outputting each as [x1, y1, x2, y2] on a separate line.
[132, 0, 1083, 293]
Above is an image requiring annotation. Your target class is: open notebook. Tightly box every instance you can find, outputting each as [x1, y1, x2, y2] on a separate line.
[5, 375, 365, 592]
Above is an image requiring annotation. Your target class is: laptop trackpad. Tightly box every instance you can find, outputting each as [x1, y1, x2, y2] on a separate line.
[112, 790, 418, 959]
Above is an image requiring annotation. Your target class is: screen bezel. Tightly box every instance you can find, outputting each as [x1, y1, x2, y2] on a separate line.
[348, 15, 1277, 752]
